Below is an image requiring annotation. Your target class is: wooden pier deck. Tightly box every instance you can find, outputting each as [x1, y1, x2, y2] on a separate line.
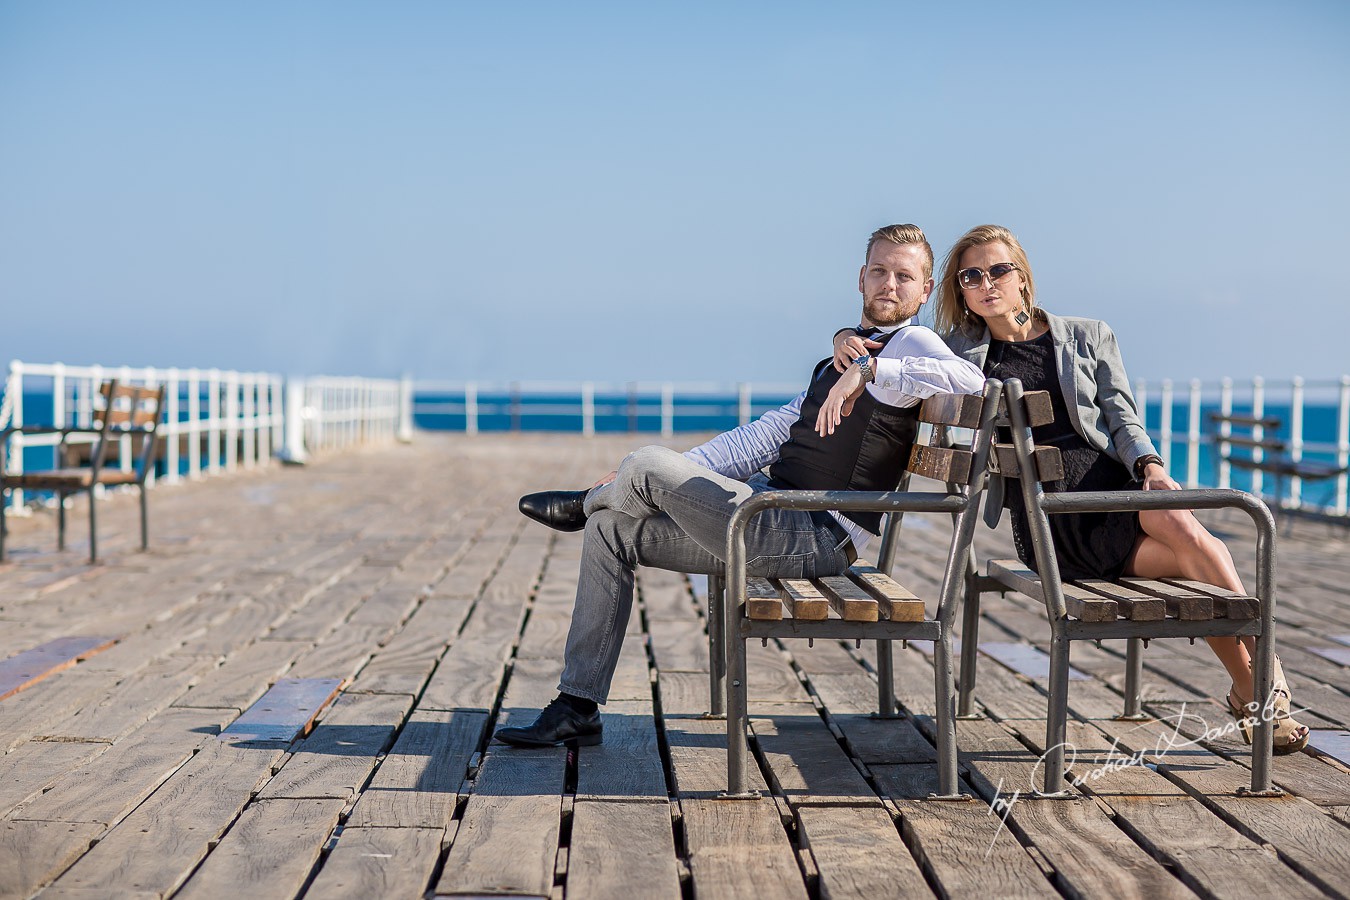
[2, 432, 1350, 899]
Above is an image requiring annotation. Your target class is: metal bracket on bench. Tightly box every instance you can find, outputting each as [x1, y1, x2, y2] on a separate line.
[1029, 789, 1076, 800]
[1113, 713, 1151, 722]
[1235, 786, 1285, 798]
[926, 791, 974, 802]
[699, 711, 727, 721]
[716, 790, 762, 800]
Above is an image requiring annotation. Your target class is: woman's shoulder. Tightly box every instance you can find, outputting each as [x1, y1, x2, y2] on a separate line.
[1044, 312, 1115, 340]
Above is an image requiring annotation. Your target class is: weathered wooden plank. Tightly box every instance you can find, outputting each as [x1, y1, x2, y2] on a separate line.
[989, 444, 1066, 481]
[48, 738, 286, 895]
[172, 639, 311, 711]
[1163, 579, 1259, 619]
[303, 826, 443, 899]
[435, 746, 564, 897]
[11, 707, 228, 825]
[1122, 578, 1215, 620]
[752, 708, 880, 806]
[816, 575, 880, 622]
[0, 820, 105, 898]
[663, 715, 768, 799]
[419, 639, 509, 710]
[907, 444, 973, 484]
[569, 801, 682, 900]
[1072, 578, 1167, 621]
[0, 740, 107, 818]
[1001, 390, 1055, 427]
[174, 798, 344, 900]
[989, 560, 1120, 621]
[919, 391, 985, 428]
[796, 805, 934, 899]
[681, 798, 808, 900]
[37, 653, 217, 743]
[979, 641, 1092, 682]
[744, 576, 782, 620]
[576, 700, 667, 800]
[848, 562, 925, 622]
[779, 578, 830, 620]
[648, 619, 710, 673]
[218, 677, 343, 745]
[257, 691, 412, 800]
[346, 708, 487, 828]
[0, 636, 117, 700]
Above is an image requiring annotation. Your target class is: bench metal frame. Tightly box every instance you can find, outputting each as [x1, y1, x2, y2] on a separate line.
[718, 380, 1004, 799]
[962, 378, 1280, 796]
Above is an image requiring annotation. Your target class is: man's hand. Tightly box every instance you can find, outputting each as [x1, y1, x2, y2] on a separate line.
[1140, 463, 1180, 491]
[816, 365, 867, 436]
[833, 330, 884, 373]
[592, 470, 617, 488]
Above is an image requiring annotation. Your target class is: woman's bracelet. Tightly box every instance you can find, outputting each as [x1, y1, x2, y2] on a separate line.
[1133, 454, 1165, 480]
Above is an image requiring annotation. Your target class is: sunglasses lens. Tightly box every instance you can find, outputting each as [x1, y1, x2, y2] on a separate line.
[989, 263, 1016, 282]
[957, 268, 981, 289]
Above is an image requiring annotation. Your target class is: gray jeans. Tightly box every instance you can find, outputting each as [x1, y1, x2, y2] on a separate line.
[559, 445, 853, 703]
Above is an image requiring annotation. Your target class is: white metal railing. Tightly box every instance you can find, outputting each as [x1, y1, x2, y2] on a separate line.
[1133, 375, 1350, 517]
[301, 375, 407, 455]
[413, 379, 802, 438]
[1, 361, 410, 512]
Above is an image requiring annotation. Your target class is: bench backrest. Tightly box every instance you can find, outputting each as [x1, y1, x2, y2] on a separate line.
[89, 381, 168, 478]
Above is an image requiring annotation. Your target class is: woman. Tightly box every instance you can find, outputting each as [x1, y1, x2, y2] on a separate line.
[831, 224, 1309, 753]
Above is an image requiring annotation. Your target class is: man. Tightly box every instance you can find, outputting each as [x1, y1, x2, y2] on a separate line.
[497, 224, 985, 747]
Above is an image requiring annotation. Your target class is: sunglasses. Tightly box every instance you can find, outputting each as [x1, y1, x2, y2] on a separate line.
[957, 263, 1019, 290]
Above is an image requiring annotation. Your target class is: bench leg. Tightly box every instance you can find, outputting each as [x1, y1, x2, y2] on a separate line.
[87, 489, 98, 564]
[1118, 637, 1149, 720]
[957, 573, 982, 718]
[1245, 634, 1278, 795]
[875, 640, 898, 717]
[724, 634, 758, 798]
[933, 627, 965, 798]
[139, 484, 149, 550]
[0, 489, 7, 562]
[706, 574, 726, 718]
[1040, 632, 1073, 796]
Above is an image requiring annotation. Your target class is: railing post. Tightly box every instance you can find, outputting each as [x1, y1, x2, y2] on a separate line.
[52, 362, 66, 430]
[398, 374, 414, 443]
[661, 383, 674, 438]
[738, 383, 751, 426]
[1186, 379, 1201, 488]
[225, 372, 240, 471]
[1252, 376, 1265, 498]
[208, 369, 221, 475]
[166, 368, 180, 484]
[465, 382, 478, 435]
[1160, 379, 1173, 476]
[1219, 377, 1233, 488]
[241, 374, 255, 469]
[1290, 376, 1304, 508]
[8, 361, 24, 509]
[582, 382, 595, 437]
[1337, 375, 1350, 516]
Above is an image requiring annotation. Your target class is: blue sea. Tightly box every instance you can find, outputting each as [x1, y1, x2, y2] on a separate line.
[6, 385, 1346, 508]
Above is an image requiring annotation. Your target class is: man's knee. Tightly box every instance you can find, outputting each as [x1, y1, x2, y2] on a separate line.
[585, 509, 639, 566]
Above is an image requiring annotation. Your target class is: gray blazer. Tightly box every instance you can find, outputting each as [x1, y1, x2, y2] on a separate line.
[944, 311, 1159, 473]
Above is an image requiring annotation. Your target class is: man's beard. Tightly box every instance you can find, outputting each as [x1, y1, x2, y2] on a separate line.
[866, 296, 919, 326]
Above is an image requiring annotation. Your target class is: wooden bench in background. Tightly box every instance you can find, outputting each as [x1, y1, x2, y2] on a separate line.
[1, 380, 167, 563]
[1211, 412, 1347, 528]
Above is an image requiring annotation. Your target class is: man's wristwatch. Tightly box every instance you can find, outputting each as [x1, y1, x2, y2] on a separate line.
[852, 354, 874, 383]
[1133, 454, 1165, 480]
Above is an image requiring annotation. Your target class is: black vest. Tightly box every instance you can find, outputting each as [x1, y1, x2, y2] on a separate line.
[767, 331, 920, 535]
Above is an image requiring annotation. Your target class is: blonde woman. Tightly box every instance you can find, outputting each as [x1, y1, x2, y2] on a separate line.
[833, 224, 1309, 753]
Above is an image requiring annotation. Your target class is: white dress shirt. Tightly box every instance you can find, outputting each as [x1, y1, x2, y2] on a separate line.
[682, 319, 985, 557]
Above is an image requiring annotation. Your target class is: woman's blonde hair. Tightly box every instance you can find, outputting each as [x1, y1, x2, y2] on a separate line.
[933, 224, 1037, 337]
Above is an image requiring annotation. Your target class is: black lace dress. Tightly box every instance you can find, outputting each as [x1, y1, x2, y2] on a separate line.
[987, 331, 1143, 581]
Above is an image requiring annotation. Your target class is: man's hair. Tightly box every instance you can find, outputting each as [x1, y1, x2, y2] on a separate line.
[864, 224, 933, 279]
[934, 224, 1037, 337]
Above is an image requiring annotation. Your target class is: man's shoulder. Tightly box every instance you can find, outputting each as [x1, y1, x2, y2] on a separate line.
[885, 323, 949, 352]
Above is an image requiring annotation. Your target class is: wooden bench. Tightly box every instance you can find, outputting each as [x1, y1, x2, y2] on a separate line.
[961, 378, 1283, 796]
[1211, 412, 1347, 525]
[716, 381, 1006, 799]
[1, 380, 167, 563]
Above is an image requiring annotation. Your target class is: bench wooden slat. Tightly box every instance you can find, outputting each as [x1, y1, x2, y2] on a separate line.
[847, 562, 924, 622]
[998, 390, 1054, 427]
[986, 560, 1118, 621]
[907, 445, 972, 484]
[778, 579, 830, 620]
[1161, 579, 1259, 620]
[989, 445, 1065, 481]
[1070, 580, 1167, 621]
[918, 393, 983, 428]
[745, 577, 782, 621]
[1119, 578, 1214, 620]
[815, 576, 880, 622]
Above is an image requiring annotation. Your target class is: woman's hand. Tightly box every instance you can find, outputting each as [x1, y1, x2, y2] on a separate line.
[592, 470, 617, 488]
[1140, 463, 1180, 491]
[833, 330, 884, 373]
[815, 365, 867, 436]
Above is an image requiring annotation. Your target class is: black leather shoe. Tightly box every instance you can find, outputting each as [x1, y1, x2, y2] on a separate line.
[518, 490, 588, 532]
[494, 698, 603, 748]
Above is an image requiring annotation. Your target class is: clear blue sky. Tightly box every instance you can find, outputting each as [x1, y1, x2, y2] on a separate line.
[1, 0, 1346, 384]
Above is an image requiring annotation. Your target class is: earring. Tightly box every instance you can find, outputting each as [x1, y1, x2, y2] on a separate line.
[1014, 310, 1030, 326]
